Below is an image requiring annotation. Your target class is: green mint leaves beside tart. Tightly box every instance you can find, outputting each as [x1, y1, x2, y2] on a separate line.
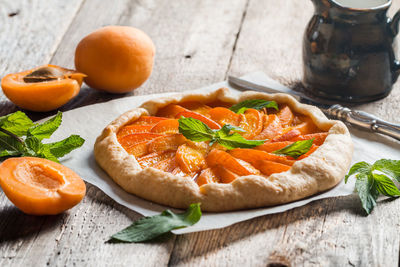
[345, 159, 400, 214]
[229, 99, 279, 114]
[178, 117, 265, 149]
[272, 139, 314, 159]
[0, 111, 85, 162]
[109, 203, 202, 243]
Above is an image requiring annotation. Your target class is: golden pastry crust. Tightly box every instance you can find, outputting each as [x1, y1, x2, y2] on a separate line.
[94, 88, 353, 211]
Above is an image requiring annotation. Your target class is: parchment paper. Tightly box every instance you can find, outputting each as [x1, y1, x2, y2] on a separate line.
[48, 72, 400, 234]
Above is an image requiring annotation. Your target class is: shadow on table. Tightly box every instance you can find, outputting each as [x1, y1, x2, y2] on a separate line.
[0, 205, 65, 243]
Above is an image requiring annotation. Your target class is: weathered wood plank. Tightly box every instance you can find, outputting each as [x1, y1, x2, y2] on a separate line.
[169, 0, 400, 266]
[1, 0, 249, 266]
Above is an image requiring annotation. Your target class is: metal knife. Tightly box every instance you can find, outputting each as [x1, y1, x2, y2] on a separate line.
[228, 76, 400, 141]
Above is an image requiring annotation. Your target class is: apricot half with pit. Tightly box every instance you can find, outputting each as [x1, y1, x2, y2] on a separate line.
[1, 64, 85, 112]
[74, 26, 155, 93]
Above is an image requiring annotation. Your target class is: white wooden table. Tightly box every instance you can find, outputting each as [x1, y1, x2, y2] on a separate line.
[1, 1, 400, 266]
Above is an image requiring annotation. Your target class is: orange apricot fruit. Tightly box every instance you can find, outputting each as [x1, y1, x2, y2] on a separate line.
[230, 148, 295, 166]
[196, 168, 219, 186]
[176, 144, 206, 173]
[147, 134, 186, 153]
[0, 157, 86, 215]
[253, 160, 291, 176]
[254, 114, 283, 140]
[137, 150, 176, 168]
[117, 125, 152, 139]
[208, 107, 240, 126]
[156, 104, 188, 118]
[75, 26, 155, 93]
[153, 157, 177, 172]
[290, 132, 328, 146]
[238, 108, 263, 139]
[206, 149, 259, 176]
[133, 116, 167, 125]
[277, 105, 294, 127]
[176, 110, 221, 129]
[1, 64, 85, 112]
[150, 119, 179, 134]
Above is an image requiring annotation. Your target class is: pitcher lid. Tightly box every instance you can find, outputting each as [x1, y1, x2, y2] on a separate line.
[330, 0, 391, 11]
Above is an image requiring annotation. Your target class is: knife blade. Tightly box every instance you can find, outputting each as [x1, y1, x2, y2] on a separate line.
[228, 75, 400, 141]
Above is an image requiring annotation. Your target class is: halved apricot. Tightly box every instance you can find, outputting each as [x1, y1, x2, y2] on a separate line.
[137, 150, 176, 168]
[0, 157, 86, 215]
[150, 119, 179, 134]
[238, 108, 263, 139]
[253, 160, 291, 176]
[133, 116, 167, 125]
[176, 144, 206, 173]
[147, 134, 186, 153]
[206, 149, 259, 176]
[117, 125, 152, 139]
[277, 105, 294, 127]
[254, 114, 283, 140]
[208, 107, 240, 126]
[1, 64, 85, 112]
[176, 111, 221, 129]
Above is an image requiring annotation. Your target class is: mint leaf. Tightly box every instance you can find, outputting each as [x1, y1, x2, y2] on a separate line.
[372, 159, 400, 182]
[355, 173, 378, 215]
[44, 135, 85, 158]
[230, 99, 279, 114]
[345, 161, 371, 183]
[373, 173, 400, 197]
[28, 111, 62, 140]
[0, 111, 34, 136]
[110, 203, 202, 243]
[272, 139, 314, 159]
[178, 117, 215, 142]
[214, 125, 264, 149]
[0, 135, 25, 157]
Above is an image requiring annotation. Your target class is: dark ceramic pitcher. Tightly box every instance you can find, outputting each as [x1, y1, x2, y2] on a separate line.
[303, 0, 400, 103]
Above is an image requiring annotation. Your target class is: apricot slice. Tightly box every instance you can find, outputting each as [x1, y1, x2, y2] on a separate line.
[293, 117, 320, 135]
[208, 107, 240, 126]
[176, 144, 206, 173]
[118, 133, 163, 149]
[238, 108, 263, 139]
[133, 116, 167, 125]
[206, 149, 259, 176]
[126, 142, 149, 157]
[137, 150, 176, 168]
[272, 129, 301, 142]
[75, 26, 155, 93]
[196, 168, 219, 186]
[213, 165, 238, 183]
[153, 157, 177, 172]
[0, 157, 86, 215]
[156, 104, 188, 118]
[150, 119, 179, 134]
[176, 111, 221, 129]
[253, 160, 291, 176]
[254, 114, 283, 140]
[297, 144, 319, 160]
[230, 148, 295, 166]
[277, 105, 294, 127]
[291, 132, 328, 146]
[147, 134, 186, 153]
[1, 64, 85, 112]
[117, 125, 152, 139]
[180, 102, 212, 116]
[255, 141, 294, 153]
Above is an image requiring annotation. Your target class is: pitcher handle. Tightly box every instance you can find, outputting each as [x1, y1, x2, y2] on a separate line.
[389, 9, 400, 36]
[389, 10, 400, 82]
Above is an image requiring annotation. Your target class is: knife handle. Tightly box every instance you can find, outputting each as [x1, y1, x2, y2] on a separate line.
[326, 104, 400, 141]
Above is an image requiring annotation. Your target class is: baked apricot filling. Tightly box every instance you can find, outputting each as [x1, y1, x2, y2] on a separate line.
[117, 100, 329, 186]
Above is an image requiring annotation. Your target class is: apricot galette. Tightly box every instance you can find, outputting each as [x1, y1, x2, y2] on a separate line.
[94, 88, 353, 211]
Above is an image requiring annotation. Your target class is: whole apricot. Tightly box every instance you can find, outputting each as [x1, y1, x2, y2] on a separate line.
[1, 64, 85, 112]
[74, 26, 155, 93]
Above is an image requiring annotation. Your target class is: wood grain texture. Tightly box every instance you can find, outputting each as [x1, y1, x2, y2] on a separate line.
[1, 0, 400, 266]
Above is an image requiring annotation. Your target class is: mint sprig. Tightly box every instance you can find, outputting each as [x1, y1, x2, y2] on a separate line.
[109, 203, 202, 243]
[345, 159, 400, 214]
[272, 139, 314, 159]
[230, 99, 279, 114]
[178, 117, 264, 149]
[0, 111, 85, 163]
